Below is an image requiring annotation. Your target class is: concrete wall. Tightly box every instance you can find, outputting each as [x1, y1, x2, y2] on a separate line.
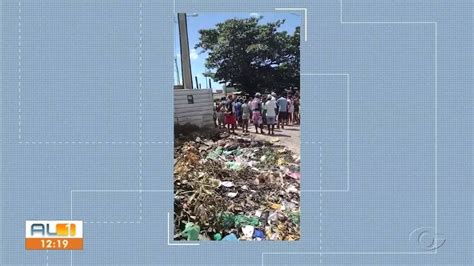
[174, 89, 214, 127]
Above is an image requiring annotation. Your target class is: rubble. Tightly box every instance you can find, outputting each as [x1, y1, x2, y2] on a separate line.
[174, 133, 300, 241]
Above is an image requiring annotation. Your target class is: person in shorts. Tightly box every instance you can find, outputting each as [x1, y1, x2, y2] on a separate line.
[276, 95, 288, 129]
[251, 93, 264, 134]
[264, 95, 278, 135]
[216, 98, 226, 128]
[241, 98, 251, 133]
[293, 95, 300, 125]
[233, 98, 242, 128]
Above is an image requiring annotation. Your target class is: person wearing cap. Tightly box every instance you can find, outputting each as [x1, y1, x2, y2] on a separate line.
[264, 94, 278, 135]
[271, 92, 277, 101]
[251, 93, 264, 134]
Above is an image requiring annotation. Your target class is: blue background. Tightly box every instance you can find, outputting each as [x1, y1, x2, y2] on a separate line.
[1, 0, 472, 265]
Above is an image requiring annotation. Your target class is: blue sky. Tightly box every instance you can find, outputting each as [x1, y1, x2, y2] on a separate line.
[174, 12, 301, 90]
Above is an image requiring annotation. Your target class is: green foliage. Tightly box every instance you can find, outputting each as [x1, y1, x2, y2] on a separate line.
[195, 17, 300, 95]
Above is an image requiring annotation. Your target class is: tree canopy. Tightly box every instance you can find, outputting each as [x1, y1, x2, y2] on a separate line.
[195, 17, 300, 95]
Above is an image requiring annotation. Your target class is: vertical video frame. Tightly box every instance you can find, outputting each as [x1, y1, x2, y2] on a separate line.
[174, 12, 301, 241]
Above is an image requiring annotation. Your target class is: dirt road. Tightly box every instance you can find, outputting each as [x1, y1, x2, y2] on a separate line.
[246, 124, 301, 155]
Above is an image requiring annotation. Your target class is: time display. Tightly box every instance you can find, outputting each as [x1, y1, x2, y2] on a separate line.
[41, 239, 69, 249]
[25, 238, 83, 250]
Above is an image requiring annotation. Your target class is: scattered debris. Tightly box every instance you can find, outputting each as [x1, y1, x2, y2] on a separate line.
[227, 192, 238, 198]
[213, 233, 222, 241]
[174, 133, 300, 241]
[253, 229, 265, 241]
[222, 233, 238, 241]
[181, 222, 200, 241]
[241, 225, 255, 240]
[220, 181, 235, 188]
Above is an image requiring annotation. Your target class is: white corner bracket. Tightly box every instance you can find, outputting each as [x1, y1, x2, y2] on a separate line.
[275, 7, 308, 41]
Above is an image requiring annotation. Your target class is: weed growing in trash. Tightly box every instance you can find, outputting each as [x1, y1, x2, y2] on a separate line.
[174, 133, 300, 241]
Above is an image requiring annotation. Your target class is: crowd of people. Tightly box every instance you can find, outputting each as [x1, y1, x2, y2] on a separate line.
[214, 92, 300, 135]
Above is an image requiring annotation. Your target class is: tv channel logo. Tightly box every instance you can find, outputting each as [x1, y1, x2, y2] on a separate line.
[25, 221, 83, 250]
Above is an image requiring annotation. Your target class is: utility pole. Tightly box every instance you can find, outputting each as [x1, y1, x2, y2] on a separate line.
[195, 76, 199, 90]
[177, 13, 193, 89]
[174, 57, 181, 85]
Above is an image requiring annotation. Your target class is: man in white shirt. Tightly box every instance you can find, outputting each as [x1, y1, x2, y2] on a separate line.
[264, 95, 278, 135]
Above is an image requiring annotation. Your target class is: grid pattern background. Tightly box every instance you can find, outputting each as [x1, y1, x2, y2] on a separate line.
[1, 0, 473, 265]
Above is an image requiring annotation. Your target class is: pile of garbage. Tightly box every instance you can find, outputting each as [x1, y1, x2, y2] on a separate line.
[174, 133, 300, 241]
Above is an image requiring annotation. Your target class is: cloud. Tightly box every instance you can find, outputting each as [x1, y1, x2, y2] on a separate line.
[249, 12, 260, 18]
[190, 49, 199, 60]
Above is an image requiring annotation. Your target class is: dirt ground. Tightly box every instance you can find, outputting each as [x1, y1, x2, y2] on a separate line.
[239, 124, 301, 155]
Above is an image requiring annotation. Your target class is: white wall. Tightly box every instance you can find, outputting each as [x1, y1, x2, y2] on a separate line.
[174, 89, 214, 128]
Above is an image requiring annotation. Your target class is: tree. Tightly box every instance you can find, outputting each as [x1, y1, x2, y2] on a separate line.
[195, 17, 300, 95]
